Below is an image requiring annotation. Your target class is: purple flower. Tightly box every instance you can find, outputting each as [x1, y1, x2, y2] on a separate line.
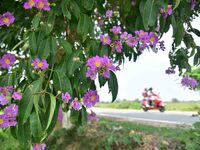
[165, 67, 175, 75]
[57, 107, 63, 123]
[70, 98, 81, 110]
[106, 10, 113, 18]
[12, 92, 22, 101]
[86, 55, 116, 80]
[35, 0, 50, 11]
[0, 53, 16, 69]
[87, 110, 99, 123]
[100, 34, 111, 45]
[120, 32, 132, 41]
[62, 92, 71, 103]
[86, 69, 97, 80]
[126, 36, 138, 47]
[191, 0, 196, 10]
[32, 143, 46, 150]
[4, 104, 18, 118]
[135, 30, 149, 43]
[160, 5, 173, 18]
[0, 12, 15, 27]
[0, 104, 18, 128]
[0, 86, 14, 94]
[0, 94, 9, 106]
[83, 90, 99, 108]
[32, 58, 49, 70]
[0, 115, 10, 128]
[181, 76, 198, 89]
[149, 32, 159, 47]
[23, 0, 37, 9]
[113, 40, 123, 53]
[110, 26, 121, 34]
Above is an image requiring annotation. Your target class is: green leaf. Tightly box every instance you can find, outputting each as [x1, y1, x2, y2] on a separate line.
[108, 72, 118, 102]
[18, 119, 31, 146]
[32, 14, 41, 30]
[173, 0, 181, 10]
[82, 0, 94, 10]
[77, 14, 92, 40]
[45, 95, 56, 130]
[49, 36, 58, 55]
[70, 109, 80, 125]
[19, 80, 42, 124]
[30, 111, 43, 142]
[81, 106, 87, 125]
[174, 21, 185, 46]
[70, 1, 80, 20]
[66, 50, 82, 76]
[29, 32, 37, 55]
[38, 38, 50, 59]
[61, 0, 71, 19]
[46, 11, 56, 33]
[53, 70, 73, 94]
[142, 0, 158, 30]
[58, 38, 72, 55]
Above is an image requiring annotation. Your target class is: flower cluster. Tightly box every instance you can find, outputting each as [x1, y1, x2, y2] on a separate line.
[32, 58, 49, 70]
[165, 67, 175, 75]
[0, 86, 22, 106]
[0, 53, 16, 69]
[160, 5, 173, 18]
[0, 86, 21, 128]
[24, 0, 50, 11]
[32, 143, 46, 150]
[0, 104, 18, 128]
[0, 12, 15, 27]
[86, 55, 116, 80]
[181, 76, 198, 89]
[100, 29, 162, 53]
[83, 90, 99, 108]
[62, 92, 71, 103]
[61, 92, 81, 110]
[61, 90, 100, 110]
[106, 10, 113, 18]
[70, 97, 81, 110]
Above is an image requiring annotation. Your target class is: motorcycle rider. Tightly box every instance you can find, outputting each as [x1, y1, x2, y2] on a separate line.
[148, 87, 159, 106]
[142, 88, 150, 106]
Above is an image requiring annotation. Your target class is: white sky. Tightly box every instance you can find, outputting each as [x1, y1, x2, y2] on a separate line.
[97, 17, 200, 102]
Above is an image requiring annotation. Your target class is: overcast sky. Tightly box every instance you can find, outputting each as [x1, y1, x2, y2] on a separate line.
[97, 17, 200, 102]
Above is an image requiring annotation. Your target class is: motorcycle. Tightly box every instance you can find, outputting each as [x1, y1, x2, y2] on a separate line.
[141, 96, 165, 112]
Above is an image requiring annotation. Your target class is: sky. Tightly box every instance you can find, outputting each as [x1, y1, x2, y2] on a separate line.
[97, 17, 200, 102]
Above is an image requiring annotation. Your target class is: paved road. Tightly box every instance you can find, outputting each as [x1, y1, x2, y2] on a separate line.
[93, 108, 200, 126]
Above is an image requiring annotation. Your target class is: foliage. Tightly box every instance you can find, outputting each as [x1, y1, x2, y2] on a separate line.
[0, 0, 200, 148]
[95, 100, 200, 111]
[187, 67, 200, 90]
[172, 98, 179, 103]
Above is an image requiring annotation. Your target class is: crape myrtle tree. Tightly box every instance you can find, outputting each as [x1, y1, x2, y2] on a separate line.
[0, 0, 199, 149]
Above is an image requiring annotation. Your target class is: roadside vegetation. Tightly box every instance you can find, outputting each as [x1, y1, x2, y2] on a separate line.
[95, 100, 200, 111]
[0, 118, 199, 150]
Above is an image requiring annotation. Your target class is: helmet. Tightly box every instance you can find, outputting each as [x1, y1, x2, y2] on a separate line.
[149, 87, 153, 91]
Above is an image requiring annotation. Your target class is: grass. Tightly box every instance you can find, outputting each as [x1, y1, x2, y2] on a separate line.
[0, 118, 199, 150]
[46, 118, 199, 150]
[95, 100, 200, 111]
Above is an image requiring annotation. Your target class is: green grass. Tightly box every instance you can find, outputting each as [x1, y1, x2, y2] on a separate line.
[100, 118, 197, 149]
[95, 100, 200, 111]
[0, 118, 199, 150]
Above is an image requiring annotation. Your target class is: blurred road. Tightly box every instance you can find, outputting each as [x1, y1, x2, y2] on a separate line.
[93, 108, 200, 126]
